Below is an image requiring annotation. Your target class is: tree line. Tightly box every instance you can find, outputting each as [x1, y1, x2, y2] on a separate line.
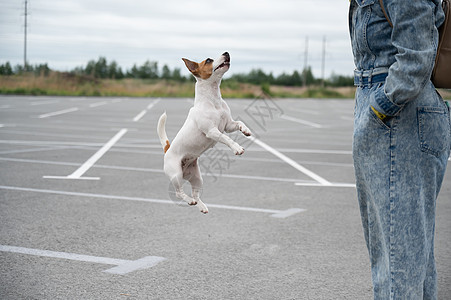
[0, 62, 51, 77]
[0, 57, 354, 87]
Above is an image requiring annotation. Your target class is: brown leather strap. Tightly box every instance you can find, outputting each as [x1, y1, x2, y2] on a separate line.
[379, 0, 393, 27]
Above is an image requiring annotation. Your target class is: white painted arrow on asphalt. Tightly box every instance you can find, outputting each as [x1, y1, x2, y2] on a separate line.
[0, 245, 166, 275]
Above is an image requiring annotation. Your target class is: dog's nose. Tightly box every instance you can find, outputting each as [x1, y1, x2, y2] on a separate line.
[223, 52, 230, 62]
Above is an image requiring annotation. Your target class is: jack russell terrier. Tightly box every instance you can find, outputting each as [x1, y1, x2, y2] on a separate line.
[157, 52, 252, 214]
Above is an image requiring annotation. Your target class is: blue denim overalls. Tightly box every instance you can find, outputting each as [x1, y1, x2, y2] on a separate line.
[349, 0, 450, 299]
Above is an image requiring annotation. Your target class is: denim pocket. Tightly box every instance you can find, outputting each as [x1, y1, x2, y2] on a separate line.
[369, 103, 391, 130]
[418, 106, 450, 157]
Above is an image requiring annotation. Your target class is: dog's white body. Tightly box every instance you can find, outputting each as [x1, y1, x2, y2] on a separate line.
[157, 52, 251, 214]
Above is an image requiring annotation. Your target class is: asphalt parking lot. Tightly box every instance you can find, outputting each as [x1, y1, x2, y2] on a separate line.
[0, 95, 450, 299]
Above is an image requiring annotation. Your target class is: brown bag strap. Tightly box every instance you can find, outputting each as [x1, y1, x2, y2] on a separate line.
[379, 0, 393, 27]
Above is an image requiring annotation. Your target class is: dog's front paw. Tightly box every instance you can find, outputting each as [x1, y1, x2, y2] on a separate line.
[233, 145, 245, 155]
[240, 125, 252, 137]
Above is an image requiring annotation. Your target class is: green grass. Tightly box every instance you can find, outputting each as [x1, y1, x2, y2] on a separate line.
[2, 72, 450, 99]
[0, 72, 369, 99]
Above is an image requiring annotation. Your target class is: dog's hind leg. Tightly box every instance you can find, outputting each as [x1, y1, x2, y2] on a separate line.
[170, 174, 198, 206]
[165, 162, 197, 206]
[184, 159, 208, 214]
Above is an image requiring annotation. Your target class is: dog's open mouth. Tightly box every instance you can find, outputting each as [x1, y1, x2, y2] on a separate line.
[214, 61, 230, 71]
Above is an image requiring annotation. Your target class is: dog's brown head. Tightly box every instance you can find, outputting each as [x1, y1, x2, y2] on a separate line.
[182, 52, 230, 80]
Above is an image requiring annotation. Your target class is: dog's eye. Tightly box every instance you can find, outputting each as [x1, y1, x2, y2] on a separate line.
[206, 58, 213, 64]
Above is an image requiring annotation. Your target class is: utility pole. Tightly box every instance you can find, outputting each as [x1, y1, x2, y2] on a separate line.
[303, 36, 309, 87]
[24, 0, 28, 69]
[321, 36, 326, 88]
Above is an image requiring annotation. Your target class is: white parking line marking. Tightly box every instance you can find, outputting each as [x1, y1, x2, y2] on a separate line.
[0, 140, 354, 162]
[273, 149, 352, 155]
[43, 128, 128, 180]
[0, 157, 314, 184]
[147, 98, 161, 110]
[0, 157, 80, 166]
[288, 107, 320, 115]
[133, 98, 161, 122]
[0, 185, 305, 218]
[295, 182, 356, 188]
[0, 245, 166, 275]
[133, 110, 147, 122]
[280, 115, 323, 128]
[89, 101, 108, 108]
[38, 107, 79, 119]
[249, 136, 332, 186]
[3, 156, 354, 186]
[0, 140, 112, 147]
[30, 100, 59, 106]
[0, 146, 74, 155]
[0, 124, 4, 128]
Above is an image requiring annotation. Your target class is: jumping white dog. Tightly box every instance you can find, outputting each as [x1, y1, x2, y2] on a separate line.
[157, 52, 252, 214]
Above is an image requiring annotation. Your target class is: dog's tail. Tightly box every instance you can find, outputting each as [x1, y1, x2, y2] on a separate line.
[157, 112, 171, 153]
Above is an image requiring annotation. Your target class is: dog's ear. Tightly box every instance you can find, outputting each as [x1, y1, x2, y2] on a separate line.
[182, 58, 199, 76]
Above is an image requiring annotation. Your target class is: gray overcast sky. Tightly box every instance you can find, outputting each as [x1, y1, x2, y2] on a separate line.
[0, 0, 354, 78]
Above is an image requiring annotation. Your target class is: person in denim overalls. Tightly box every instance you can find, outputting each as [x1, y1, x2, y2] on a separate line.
[349, 0, 450, 299]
